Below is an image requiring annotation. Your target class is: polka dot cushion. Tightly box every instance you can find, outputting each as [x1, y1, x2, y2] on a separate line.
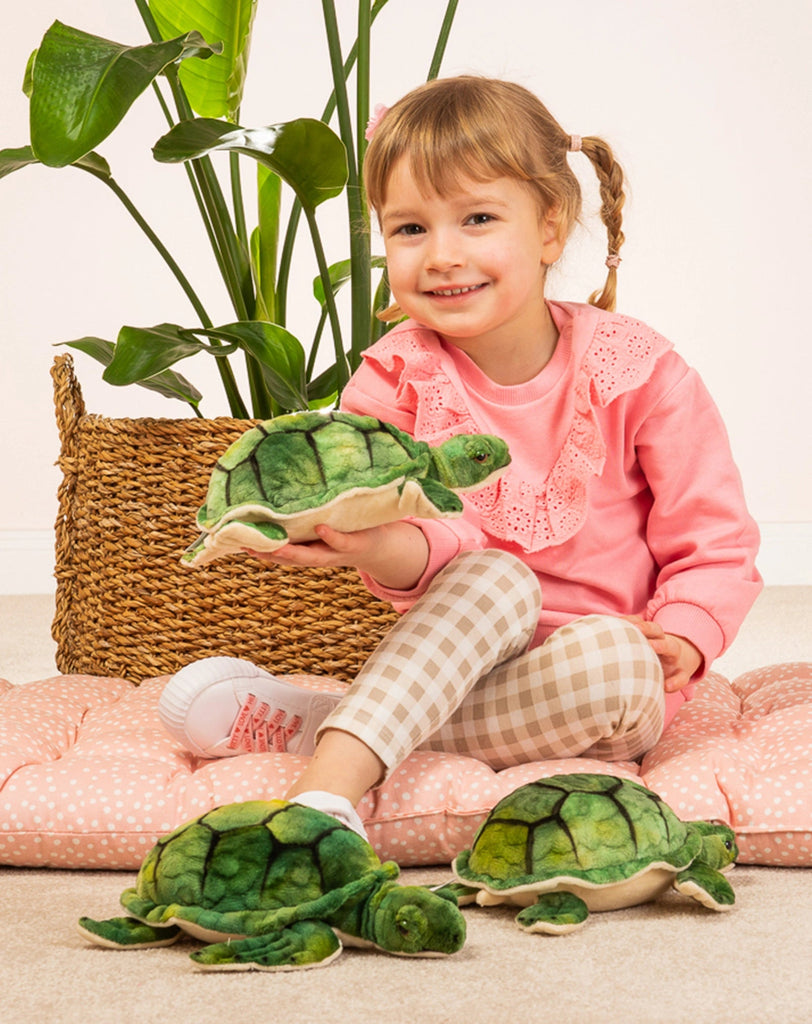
[1, 663, 809, 869]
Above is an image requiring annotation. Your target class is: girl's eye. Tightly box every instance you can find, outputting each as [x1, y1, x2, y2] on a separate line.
[394, 223, 424, 237]
[467, 213, 493, 226]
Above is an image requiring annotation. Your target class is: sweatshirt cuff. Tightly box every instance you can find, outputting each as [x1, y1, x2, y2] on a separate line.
[651, 602, 725, 677]
[358, 518, 464, 611]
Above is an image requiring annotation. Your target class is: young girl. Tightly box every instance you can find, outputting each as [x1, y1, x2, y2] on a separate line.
[159, 76, 762, 837]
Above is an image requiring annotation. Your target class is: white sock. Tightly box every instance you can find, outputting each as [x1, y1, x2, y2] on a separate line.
[292, 790, 368, 841]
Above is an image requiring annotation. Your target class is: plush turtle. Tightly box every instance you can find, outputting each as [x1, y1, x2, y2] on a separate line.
[78, 800, 466, 971]
[439, 773, 737, 935]
[181, 410, 510, 565]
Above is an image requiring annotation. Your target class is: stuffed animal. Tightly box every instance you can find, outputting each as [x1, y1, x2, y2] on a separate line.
[438, 773, 738, 934]
[78, 800, 466, 971]
[182, 410, 510, 565]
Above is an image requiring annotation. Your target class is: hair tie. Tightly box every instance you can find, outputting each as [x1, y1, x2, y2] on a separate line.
[605, 253, 622, 270]
[365, 103, 390, 141]
[568, 134, 582, 153]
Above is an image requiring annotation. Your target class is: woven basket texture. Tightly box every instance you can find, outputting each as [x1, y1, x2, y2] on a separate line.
[51, 355, 398, 682]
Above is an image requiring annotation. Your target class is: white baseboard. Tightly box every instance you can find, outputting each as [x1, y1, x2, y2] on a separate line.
[0, 523, 810, 595]
[0, 531, 59, 595]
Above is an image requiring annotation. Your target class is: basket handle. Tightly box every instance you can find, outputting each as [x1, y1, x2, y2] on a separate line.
[51, 354, 85, 663]
[52, 353, 86, 447]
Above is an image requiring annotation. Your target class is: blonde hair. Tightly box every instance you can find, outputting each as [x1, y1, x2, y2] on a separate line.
[364, 76, 625, 317]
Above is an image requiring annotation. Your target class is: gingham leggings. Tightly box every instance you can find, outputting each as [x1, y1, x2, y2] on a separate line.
[321, 549, 666, 780]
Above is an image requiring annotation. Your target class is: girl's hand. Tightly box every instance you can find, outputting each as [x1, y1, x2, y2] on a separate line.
[245, 520, 430, 592]
[623, 616, 703, 693]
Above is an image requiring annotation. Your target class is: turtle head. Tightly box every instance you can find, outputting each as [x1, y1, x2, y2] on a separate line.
[367, 882, 466, 957]
[431, 434, 511, 492]
[690, 822, 739, 870]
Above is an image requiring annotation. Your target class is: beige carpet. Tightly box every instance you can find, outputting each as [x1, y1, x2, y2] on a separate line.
[1, 589, 811, 1024]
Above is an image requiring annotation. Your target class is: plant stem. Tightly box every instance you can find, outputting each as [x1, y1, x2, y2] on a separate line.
[84, 170, 248, 417]
[428, 0, 460, 79]
[136, 2, 254, 332]
[229, 149, 269, 414]
[303, 206, 349, 391]
[151, 80, 221, 261]
[350, 2, 373, 371]
[89, 171, 212, 327]
[321, 0, 370, 374]
[135, 0, 257, 415]
[276, 0, 389, 329]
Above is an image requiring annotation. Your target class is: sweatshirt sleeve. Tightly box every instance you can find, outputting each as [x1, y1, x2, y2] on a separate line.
[635, 357, 762, 671]
[339, 348, 489, 610]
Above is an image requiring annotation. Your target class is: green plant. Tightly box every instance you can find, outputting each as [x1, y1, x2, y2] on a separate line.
[0, 0, 459, 417]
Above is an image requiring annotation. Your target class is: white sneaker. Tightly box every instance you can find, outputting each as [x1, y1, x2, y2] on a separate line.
[158, 657, 341, 759]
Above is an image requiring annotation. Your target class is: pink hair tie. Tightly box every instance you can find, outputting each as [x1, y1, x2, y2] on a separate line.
[365, 103, 390, 141]
[605, 253, 622, 270]
[568, 134, 582, 153]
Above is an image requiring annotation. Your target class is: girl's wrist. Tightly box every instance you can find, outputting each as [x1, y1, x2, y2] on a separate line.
[359, 521, 429, 591]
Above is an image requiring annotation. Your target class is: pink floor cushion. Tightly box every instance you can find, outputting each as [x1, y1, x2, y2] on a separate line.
[1, 663, 810, 870]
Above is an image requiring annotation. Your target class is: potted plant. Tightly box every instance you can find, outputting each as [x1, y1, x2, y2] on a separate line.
[1, 0, 460, 680]
[2, 0, 459, 417]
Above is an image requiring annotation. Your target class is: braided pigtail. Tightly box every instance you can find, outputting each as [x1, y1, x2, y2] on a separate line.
[580, 136, 626, 311]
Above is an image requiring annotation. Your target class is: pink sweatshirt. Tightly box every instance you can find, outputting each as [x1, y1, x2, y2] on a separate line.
[341, 300, 762, 724]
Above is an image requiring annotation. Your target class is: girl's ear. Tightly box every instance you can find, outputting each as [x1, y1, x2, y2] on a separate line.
[540, 206, 567, 265]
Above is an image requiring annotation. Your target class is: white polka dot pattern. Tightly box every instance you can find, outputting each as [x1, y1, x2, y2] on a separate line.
[641, 663, 812, 866]
[1, 663, 809, 868]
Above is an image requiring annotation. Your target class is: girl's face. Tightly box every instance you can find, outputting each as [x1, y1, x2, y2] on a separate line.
[378, 157, 564, 379]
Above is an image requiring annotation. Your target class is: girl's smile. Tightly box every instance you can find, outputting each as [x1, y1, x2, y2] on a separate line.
[379, 158, 565, 383]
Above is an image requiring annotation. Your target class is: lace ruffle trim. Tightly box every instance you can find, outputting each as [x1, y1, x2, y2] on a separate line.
[367, 313, 672, 552]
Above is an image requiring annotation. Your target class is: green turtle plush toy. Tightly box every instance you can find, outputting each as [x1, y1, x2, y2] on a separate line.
[78, 800, 466, 971]
[438, 774, 738, 935]
[182, 410, 510, 566]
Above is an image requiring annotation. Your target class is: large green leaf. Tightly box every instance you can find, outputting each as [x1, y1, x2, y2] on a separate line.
[29, 21, 221, 167]
[153, 117, 347, 210]
[198, 322, 308, 411]
[102, 323, 212, 385]
[60, 335, 202, 406]
[0, 145, 40, 178]
[148, 0, 257, 121]
[0, 146, 111, 180]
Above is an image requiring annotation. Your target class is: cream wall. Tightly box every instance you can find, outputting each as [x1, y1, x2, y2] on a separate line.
[1, 0, 810, 592]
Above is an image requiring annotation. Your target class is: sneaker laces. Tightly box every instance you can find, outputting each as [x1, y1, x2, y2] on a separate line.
[226, 693, 303, 753]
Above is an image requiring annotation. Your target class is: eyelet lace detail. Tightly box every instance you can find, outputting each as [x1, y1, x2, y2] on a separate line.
[367, 306, 671, 552]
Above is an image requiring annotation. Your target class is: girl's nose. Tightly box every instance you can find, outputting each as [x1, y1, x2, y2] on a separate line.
[425, 230, 463, 272]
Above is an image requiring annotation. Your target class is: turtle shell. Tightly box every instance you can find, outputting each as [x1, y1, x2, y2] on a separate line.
[122, 800, 382, 931]
[455, 774, 699, 892]
[200, 410, 432, 527]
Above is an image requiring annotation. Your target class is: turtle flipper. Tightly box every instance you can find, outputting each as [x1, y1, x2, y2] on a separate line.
[210, 519, 289, 554]
[674, 863, 736, 911]
[516, 892, 590, 935]
[181, 533, 208, 565]
[182, 519, 288, 566]
[432, 881, 479, 907]
[414, 478, 463, 514]
[78, 916, 182, 949]
[190, 920, 342, 972]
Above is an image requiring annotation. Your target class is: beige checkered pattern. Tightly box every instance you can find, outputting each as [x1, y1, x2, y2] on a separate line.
[321, 549, 665, 779]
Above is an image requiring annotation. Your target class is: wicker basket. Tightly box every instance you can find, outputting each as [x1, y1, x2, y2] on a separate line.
[51, 354, 398, 682]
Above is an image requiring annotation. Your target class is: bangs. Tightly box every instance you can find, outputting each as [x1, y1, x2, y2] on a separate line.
[363, 77, 560, 212]
[405, 123, 531, 200]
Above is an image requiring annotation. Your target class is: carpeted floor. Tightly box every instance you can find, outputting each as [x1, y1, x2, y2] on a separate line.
[1, 588, 811, 1024]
